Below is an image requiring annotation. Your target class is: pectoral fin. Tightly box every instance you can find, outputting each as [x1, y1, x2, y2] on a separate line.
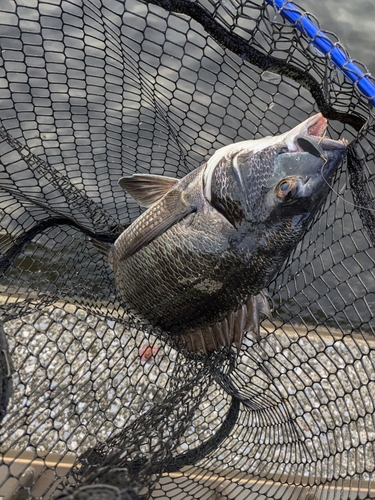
[119, 174, 179, 207]
[116, 189, 196, 261]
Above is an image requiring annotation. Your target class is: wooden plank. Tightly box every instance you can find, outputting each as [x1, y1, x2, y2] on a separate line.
[0, 451, 373, 499]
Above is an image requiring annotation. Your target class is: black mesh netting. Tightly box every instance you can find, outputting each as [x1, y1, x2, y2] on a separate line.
[1, 0, 375, 499]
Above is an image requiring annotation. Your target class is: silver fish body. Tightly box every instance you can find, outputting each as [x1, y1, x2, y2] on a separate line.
[98, 113, 347, 354]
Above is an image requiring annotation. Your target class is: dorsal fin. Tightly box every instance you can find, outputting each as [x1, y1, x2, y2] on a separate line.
[119, 174, 179, 207]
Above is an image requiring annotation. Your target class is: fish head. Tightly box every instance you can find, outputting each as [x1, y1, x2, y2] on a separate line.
[205, 113, 347, 232]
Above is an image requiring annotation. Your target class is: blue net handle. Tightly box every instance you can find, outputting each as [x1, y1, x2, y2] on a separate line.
[267, 0, 375, 107]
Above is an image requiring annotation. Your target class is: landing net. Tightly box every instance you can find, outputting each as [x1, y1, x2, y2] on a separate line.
[1, 1, 375, 499]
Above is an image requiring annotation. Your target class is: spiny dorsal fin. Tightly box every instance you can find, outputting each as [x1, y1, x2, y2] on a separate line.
[119, 174, 179, 207]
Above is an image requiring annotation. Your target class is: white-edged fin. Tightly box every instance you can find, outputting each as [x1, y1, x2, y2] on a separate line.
[116, 189, 196, 261]
[119, 174, 179, 207]
[181, 290, 272, 354]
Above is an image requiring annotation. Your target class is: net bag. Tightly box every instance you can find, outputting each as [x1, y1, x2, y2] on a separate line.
[1, 0, 375, 499]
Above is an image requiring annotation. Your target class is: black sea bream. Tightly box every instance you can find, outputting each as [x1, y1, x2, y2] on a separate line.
[96, 114, 347, 354]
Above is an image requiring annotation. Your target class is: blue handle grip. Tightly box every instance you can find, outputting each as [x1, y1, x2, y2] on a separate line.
[266, 0, 375, 107]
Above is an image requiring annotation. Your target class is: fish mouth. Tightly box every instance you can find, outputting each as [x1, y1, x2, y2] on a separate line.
[271, 114, 347, 187]
[286, 113, 348, 152]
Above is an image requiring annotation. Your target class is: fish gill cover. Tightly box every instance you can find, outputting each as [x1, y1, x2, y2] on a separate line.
[0, 0, 375, 499]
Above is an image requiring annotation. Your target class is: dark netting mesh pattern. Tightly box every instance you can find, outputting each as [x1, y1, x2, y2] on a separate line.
[1, 0, 375, 499]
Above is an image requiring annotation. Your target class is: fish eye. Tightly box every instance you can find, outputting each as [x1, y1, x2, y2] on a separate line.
[275, 178, 298, 199]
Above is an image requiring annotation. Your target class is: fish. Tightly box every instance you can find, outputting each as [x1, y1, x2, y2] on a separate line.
[94, 113, 347, 354]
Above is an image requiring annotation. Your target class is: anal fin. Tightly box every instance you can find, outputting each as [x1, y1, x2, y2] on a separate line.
[181, 290, 272, 355]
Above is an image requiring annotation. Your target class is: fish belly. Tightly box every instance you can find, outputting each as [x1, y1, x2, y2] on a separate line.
[114, 211, 271, 349]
